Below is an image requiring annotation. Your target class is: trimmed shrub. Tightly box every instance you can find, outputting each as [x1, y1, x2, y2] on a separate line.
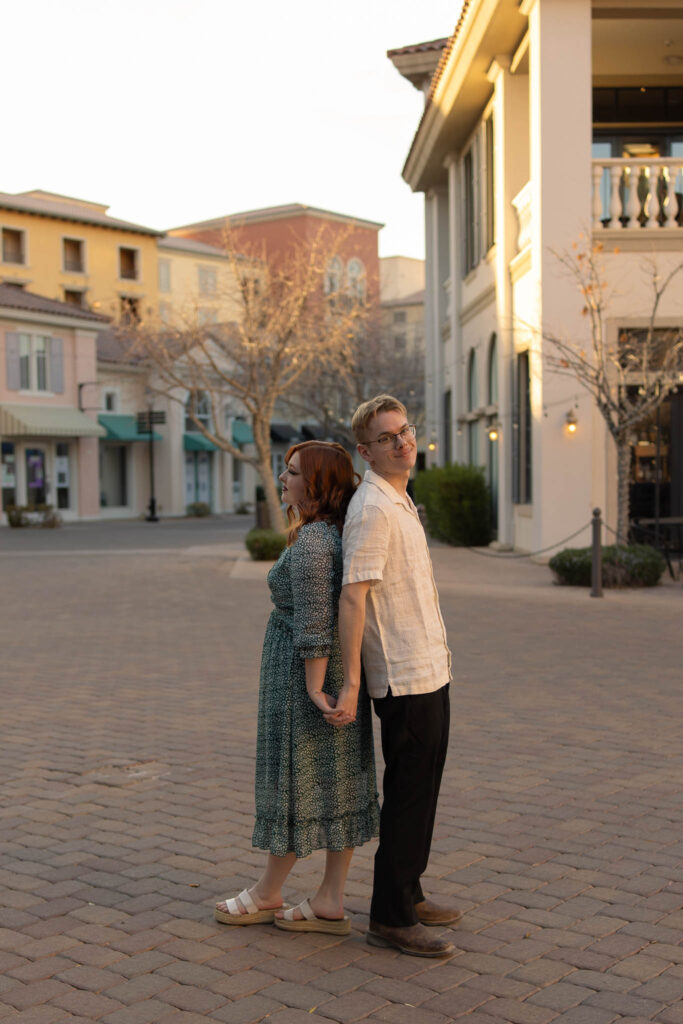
[186, 501, 211, 517]
[245, 527, 287, 561]
[549, 544, 666, 588]
[413, 464, 492, 547]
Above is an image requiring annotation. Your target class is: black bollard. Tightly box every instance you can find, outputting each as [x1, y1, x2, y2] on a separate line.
[591, 508, 603, 598]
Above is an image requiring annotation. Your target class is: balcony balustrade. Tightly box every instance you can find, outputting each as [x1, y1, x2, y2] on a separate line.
[592, 157, 683, 231]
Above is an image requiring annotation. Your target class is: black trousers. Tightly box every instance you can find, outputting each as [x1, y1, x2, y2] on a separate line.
[370, 683, 450, 927]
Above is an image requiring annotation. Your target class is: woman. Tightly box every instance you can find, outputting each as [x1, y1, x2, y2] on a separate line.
[215, 441, 379, 935]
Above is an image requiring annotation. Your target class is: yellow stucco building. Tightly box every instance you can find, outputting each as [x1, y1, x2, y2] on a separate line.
[0, 190, 161, 324]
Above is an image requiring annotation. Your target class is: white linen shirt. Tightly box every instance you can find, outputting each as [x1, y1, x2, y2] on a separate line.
[342, 469, 452, 698]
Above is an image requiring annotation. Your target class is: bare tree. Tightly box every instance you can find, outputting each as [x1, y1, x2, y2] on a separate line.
[122, 232, 367, 532]
[542, 239, 683, 542]
[285, 313, 425, 447]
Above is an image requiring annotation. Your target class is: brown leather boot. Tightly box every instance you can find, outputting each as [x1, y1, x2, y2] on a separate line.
[415, 898, 462, 927]
[367, 921, 454, 957]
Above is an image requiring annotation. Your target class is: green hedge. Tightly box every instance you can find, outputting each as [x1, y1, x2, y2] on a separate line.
[413, 464, 492, 547]
[186, 501, 211, 517]
[549, 544, 666, 588]
[245, 527, 287, 561]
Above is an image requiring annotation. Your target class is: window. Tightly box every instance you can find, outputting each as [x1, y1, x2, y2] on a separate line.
[198, 265, 217, 296]
[442, 389, 452, 465]
[513, 351, 532, 504]
[55, 442, 70, 510]
[100, 445, 127, 507]
[2, 227, 25, 264]
[394, 333, 407, 353]
[1, 441, 16, 511]
[346, 258, 366, 301]
[463, 148, 477, 274]
[63, 289, 85, 307]
[324, 256, 343, 295]
[185, 391, 211, 432]
[19, 333, 51, 391]
[119, 296, 140, 323]
[487, 333, 498, 404]
[485, 115, 495, 251]
[63, 238, 84, 273]
[158, 301, 172, 323]
[467, 349, 479, 467]
[119, 247, 139, 280]
[158, 258, 171, 293]
[5, 332, 63, 392]
[393, 310, 407, 325]
[103, 390, 118, 412]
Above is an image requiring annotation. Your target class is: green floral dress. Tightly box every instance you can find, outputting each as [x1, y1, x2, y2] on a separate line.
[252, 521, 379, 858]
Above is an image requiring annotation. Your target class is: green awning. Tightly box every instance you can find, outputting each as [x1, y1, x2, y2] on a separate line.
[0, 403, 105, 438]
[232, 420, 254, 445]
[184, 432, 218, 452]
[99, 414, 161, 442]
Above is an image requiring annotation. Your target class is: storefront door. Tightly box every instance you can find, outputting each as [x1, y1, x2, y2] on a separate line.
[184, 451, 213, 508]
[25, 448, 47, 506]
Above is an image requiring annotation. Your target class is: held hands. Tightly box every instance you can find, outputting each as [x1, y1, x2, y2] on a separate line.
[322, 682, 359, 728]
[307, 689, 338, 715]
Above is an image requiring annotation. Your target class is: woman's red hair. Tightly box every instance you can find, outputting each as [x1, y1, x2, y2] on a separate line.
[284, 440, 359, 544]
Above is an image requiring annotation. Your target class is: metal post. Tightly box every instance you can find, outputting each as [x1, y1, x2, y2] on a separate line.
[146, 411, 158, 523]
[591, 507, 603, 598]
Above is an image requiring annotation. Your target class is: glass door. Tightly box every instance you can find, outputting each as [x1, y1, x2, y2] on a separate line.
[25, 448, 47, 506]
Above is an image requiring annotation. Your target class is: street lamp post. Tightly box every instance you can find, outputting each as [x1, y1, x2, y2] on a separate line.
[137, 391, 166, 522]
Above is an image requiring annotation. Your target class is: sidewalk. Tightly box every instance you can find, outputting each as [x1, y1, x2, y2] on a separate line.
[0, 541, 681, 1024]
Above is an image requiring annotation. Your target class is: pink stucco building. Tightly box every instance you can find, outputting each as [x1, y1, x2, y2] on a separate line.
[0, 284, 107, 523]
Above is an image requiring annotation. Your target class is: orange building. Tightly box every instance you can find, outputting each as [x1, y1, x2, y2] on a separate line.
[169, 203, 382, 311]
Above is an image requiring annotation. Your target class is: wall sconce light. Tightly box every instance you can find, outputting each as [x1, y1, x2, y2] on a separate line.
[427, 436, 437, 452]
[565, 410, 578, 434]
[487, 423, 500, 442]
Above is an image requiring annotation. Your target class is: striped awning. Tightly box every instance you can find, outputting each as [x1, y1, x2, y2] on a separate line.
[0, 403, 105, 438]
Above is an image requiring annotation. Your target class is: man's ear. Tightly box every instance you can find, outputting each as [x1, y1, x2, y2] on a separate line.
[357, 442, 372, 466]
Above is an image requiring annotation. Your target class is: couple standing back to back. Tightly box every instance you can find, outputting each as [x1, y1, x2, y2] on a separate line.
[215, 394, 459, 958]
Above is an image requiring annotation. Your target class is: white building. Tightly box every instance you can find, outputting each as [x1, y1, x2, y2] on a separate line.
[96, 330, 257, 519]
[391, 0, 683, 553]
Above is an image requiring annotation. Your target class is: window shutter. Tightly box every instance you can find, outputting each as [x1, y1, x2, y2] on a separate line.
[50, 336, 64, 393]
[5, 331, 20, 390]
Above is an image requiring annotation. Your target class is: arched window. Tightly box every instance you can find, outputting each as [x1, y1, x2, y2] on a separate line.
[185, 391, 211, 432]
[324, 256, 342, 295]
[346, 258, 366, 301]
[487, 333, 498, 405]
[467, 349, 479, 466]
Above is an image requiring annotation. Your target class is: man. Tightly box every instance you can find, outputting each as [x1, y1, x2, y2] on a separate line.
[329, 394, 459, 958]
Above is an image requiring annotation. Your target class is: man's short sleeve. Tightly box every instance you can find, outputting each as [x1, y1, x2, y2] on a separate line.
[342, 504, 390, 586]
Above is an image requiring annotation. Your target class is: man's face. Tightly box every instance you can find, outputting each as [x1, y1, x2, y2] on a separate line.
[358, 409, 417, 477]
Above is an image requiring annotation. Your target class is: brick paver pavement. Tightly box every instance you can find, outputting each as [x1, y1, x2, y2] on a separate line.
[1, 528, 682, 1024]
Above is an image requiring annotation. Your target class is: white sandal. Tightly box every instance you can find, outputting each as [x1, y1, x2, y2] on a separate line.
[214, 888, 288, 926]
[274, 898, 350, 935]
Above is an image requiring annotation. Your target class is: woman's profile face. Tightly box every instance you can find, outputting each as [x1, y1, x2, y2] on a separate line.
[279, 451, 307, 508]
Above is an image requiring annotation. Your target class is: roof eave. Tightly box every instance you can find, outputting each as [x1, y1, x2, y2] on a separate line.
[401, 0, 526, 193]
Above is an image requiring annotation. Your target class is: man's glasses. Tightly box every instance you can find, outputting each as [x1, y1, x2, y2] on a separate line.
[367, 424, 417, 449]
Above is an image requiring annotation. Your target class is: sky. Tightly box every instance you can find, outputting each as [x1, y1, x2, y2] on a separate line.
[3, 1, 464, 260]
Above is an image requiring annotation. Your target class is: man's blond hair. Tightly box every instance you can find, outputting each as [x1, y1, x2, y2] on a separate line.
[352, 394, 408, 443]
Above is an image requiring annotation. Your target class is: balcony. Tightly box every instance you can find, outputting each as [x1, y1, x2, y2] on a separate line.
[592, 157, 683, 231]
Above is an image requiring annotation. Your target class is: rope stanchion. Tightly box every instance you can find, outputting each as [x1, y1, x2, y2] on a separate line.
[460, 519, 594, 560]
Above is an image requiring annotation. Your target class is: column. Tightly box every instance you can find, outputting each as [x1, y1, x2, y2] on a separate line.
[524, 0, 594, 555]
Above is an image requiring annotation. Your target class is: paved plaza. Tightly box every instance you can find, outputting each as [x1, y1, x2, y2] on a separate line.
[0, 518, 682, 1024]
